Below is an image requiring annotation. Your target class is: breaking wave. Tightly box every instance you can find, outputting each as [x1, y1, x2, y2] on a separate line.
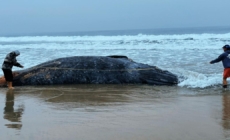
[0, 33, 230, 50]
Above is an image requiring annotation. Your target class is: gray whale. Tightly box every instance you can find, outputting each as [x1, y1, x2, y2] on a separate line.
[8, 55, 178, 86]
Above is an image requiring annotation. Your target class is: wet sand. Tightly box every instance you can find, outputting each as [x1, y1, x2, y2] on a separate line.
[0, 85, 229, 140]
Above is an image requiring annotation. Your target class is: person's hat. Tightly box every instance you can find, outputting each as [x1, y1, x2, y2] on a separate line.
[14, 50, 20, 56]
[223, 45, 230, 49]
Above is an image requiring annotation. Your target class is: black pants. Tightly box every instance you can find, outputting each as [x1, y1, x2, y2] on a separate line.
[2, 69, 13, 82]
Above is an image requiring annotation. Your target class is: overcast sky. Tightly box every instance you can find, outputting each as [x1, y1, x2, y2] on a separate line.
[0, 0, 230, 35]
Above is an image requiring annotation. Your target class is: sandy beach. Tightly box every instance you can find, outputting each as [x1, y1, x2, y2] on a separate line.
[0, 85, 229, 140]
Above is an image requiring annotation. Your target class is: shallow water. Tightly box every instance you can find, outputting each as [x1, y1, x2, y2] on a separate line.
[0, 85, 230, 140]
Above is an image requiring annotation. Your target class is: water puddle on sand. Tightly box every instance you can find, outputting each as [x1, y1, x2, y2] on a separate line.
[0, 85, 229, 140]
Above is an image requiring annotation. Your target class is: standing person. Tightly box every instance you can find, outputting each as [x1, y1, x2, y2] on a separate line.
[2, 50, 24, 89]
[210, 45, 230, 89]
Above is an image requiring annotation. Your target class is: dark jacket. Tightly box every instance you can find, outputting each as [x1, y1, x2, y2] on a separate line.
[210, 50, 230, 68]
[2, 51, 23, 70]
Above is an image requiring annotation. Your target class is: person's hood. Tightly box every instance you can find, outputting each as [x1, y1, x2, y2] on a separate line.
[11, 50, 20, 56]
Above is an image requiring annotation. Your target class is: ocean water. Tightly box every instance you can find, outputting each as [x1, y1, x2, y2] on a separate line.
[0, 27, 230, 89]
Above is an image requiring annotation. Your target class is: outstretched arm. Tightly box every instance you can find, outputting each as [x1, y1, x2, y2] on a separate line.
[210, 54, 224, 64]
[12, 58, 24, 68]
[14, 62, 24, 68]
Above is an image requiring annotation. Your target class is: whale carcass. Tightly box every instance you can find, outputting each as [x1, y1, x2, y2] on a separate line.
[0, 56, 178, 86]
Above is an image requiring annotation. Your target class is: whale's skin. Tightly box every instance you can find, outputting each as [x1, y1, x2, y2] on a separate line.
[11, 56, 178, 86]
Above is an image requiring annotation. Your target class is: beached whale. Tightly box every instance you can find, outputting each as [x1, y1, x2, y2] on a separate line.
[0, 56, 178, 86]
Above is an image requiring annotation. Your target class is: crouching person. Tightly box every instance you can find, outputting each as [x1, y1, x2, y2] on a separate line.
[2, 50, 24, 89]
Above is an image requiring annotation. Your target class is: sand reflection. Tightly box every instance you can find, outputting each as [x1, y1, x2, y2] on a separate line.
[1, 85, 227, 140]
[31, 85, 172, 107]
[222, 94, 230, 129]
[4, 90, 24, 130]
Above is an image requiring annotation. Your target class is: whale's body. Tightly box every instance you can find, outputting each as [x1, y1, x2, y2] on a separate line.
[9, 56, 178, 86]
